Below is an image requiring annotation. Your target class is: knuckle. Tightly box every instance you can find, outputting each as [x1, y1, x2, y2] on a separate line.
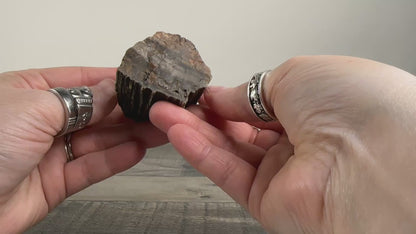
[215, 157, 238, 188]
[277, 56, 314, 78]
[285, 56, 311, 66]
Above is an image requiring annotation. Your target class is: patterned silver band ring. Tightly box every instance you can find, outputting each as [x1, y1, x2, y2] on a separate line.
[48, 86, 93, 137]
[247, 70, 275, 122]
[64, 133, 75, 162]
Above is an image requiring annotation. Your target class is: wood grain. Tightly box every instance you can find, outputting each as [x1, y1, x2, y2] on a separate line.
[26, 144, 264, 233]
[28, 201, 265, 234]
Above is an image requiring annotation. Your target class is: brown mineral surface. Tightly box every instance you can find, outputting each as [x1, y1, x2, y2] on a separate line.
[116, 32, 212, 121]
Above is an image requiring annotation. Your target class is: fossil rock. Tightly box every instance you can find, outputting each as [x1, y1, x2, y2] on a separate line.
[116, 32, 212, 121]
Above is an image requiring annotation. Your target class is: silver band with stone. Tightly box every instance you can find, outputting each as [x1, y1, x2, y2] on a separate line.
[48, 86, 93, 137]
[247, 71, 275, 122]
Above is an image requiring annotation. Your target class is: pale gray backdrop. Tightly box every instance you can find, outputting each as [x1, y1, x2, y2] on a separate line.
[2, 1, 416, 233]
[0, 0, 415, 86]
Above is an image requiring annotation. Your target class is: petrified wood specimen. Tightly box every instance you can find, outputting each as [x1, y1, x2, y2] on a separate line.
[116, 32, 212, 121]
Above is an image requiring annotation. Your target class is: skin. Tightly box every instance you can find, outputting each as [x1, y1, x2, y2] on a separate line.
[0, 67, 168, 233]
[1, 56, 416, 233]
[150, 56, 416, 233]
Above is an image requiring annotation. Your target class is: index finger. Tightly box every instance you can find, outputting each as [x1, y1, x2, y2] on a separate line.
[12, 67, 116, 89]
[202, 83, 283, 131]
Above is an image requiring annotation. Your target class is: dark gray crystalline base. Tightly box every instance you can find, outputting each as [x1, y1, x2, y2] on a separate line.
[116, 71, 204, 121]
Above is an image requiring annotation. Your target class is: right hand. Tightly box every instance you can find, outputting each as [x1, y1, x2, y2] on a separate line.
[151, 56, 416, 233]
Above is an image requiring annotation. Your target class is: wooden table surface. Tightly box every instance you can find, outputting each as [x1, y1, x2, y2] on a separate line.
[27, 144, 265, 234]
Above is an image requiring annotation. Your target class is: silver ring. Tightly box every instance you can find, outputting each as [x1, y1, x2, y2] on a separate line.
[247, 70, 275, 122]
[48, 86, 93, 137]
[64, 133, 75, 162]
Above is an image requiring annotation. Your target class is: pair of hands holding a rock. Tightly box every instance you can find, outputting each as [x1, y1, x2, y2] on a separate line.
[1, 32, 416, 233]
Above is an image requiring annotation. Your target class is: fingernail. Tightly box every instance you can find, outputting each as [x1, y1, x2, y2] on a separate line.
[98, 78, 115, 86]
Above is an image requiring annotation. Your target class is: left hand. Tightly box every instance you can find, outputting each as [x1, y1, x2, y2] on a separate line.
[0, 67, 167, 233]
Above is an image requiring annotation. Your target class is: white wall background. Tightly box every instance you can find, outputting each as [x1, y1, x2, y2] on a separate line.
[0, 0, 415, 86]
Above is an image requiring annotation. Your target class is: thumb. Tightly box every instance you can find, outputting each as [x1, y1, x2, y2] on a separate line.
[45, 79, 117, 136]
[0, 78, 117, 154]
[0, 79, 118, 194]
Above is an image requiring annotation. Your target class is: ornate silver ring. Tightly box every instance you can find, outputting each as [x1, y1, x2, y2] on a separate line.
[48, 86, 93, 137]
[247, 70, 275, 122]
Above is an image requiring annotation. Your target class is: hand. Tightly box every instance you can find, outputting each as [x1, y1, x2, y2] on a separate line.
[150, 56, 416, 233]
[0, 67, 167, 233]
